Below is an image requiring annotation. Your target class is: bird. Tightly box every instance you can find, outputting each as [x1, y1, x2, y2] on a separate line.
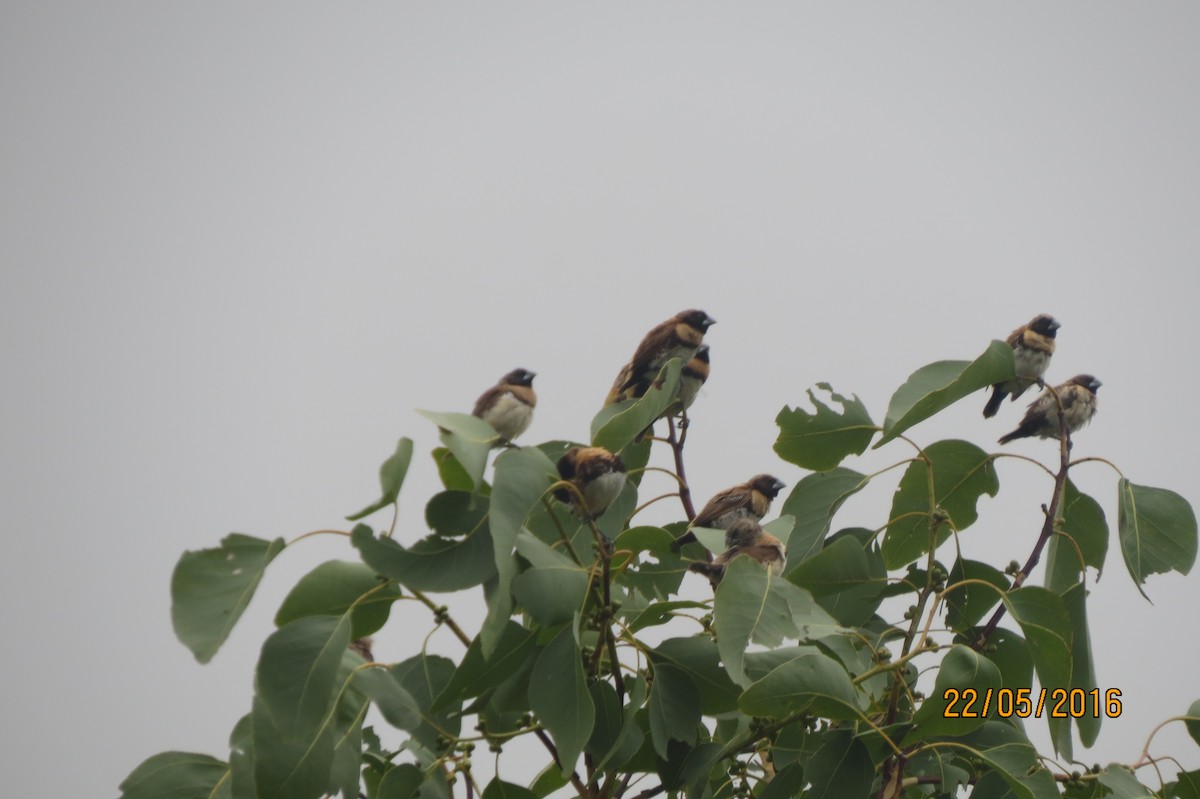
[983, 314, 1061, 418]
[670, 474, 787, 552]
[676, 344, 711, 416]
[687, 518, 787, 587]
[554, 446, 628, 520]
[998, 374, 1102, 444]
[605, 309, 716, 405]
[472, 368, 537, 444]
[636, 344, 712, 442]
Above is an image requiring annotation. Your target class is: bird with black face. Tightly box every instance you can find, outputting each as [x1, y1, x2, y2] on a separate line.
[670, 474, 787, 552]
[983, 314, 1061, 418]
[998, 374, 1102, 444]
[687, 518, 786, 587]
[606, 309, 716, 405]
[554, 446, 627, 520]
[472, 368, 537, 444]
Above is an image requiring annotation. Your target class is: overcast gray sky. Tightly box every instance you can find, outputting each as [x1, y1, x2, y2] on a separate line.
[3, 4, 1199, 795]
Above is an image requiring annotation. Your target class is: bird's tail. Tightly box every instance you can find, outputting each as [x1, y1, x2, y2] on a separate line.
[982, 386, 1006, 419]
[669, 530, 697, 552]
[997, 425, 1032, 445]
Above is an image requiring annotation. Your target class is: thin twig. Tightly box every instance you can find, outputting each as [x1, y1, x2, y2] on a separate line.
[666, 417, 696, 521]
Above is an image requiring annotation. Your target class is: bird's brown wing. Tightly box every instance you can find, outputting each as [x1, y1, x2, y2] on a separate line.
[472, 385, 503, 417]
[693, 485, 751, 528]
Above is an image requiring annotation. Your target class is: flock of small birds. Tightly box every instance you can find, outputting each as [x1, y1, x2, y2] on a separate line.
[469, 310, 1102, 588]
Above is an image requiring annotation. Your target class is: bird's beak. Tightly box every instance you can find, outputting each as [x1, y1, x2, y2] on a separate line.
[773, 479, 787, 492]
[1049, 320, 1062, 332]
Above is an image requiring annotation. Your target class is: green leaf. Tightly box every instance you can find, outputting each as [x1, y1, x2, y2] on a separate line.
[425, 490, 489, 537]
[432, 622, 537, 712]
[431, 447, 476, 493]
[780, 467, 868, 566]
[714, 557, 844, 687]
[376, 764, 423, 799]
[774, 383, 876, 471]
[649, 637, 741, 716]
[228, 713, 254, 799]
[757, 763, 807, 799]
[353, 668, 422, 732]
[1004, 587, 1073, 752]
[512, 566, 589, 627]
[252, 615, 352, 799]
[275, 560, 400, 640]
[882, 440, 998, 569]
[1097, 765, 1155, 798]
[1118, 479, 1198, 599]
[1061, 583, 1100, 752]
[347, 437, 415, 520]
[907, 645, 1002, 741]
[351, 524, 496, 592]
[945, 559, 1009, 632]
[391, 654, 460, 751]
[528, 625, 594, 778]
[877, 340, 1015, 446]
[482, 779, 538, 799]
[739, 653, 861, 721]
[593, 676, 647, 773]
[625, 600, 710, 633]
[171, 533, 286, 664]
[982, 627, 1034, 693]
[590, 358, 682, 454]
[1185, 698, 1200, 748]
[484, 446, 558, 656]
[803, 730, 874, 799]
[417, 411, 499, 490]
[965, 721, 1060, 799]
[118, 751, 230, 799]
[787, 532, 885, 626]
[1046, 480, 1109, 594]
[648, 664, 701, 759]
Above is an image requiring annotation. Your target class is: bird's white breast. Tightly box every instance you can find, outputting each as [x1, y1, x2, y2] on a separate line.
[584, 471, 627, 516]
[482, 392, 533, 441]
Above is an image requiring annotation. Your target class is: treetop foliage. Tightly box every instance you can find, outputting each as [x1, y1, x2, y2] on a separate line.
[123, 321, 1200, 799]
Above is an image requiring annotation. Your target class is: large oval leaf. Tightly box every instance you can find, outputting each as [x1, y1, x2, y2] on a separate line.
[648, 663, 701, 759]
[714, 557, 843, 687]
[739, 653, 860, 720]
[1117, 478, 1197, 599]
[483, 446, 558, 656]
[774, 383, 875, 471]
[117, 751, 230, 799]
[907, 645, 1002, 742]
[877, 340, 1015, 446]
[275, 560, 400, 640]
[786, 531, 885, 627]
[780, 467, 867, 566]
[1045, 479, 1108, 594]
[882, 440, 998, 569]
[528, 625, 594, 778]
[171, 532, 286, 664]
[252, 615, 351, 799]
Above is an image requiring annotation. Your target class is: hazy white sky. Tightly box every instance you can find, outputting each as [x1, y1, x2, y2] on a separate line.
[2, 4, 1199, 795]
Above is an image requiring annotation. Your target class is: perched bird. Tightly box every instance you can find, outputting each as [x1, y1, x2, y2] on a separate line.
[472, 368, 537, 444]
[554, 446, 627, 520]
[688, 518, 787, 587]
[605, 309, 716, 405]
[670, 474, 787, 552]
[676, 344, 711, 415]
[998, 375, 1102, 444]
[983, 315, 1061, 418]
[637, 345, 712, 441]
